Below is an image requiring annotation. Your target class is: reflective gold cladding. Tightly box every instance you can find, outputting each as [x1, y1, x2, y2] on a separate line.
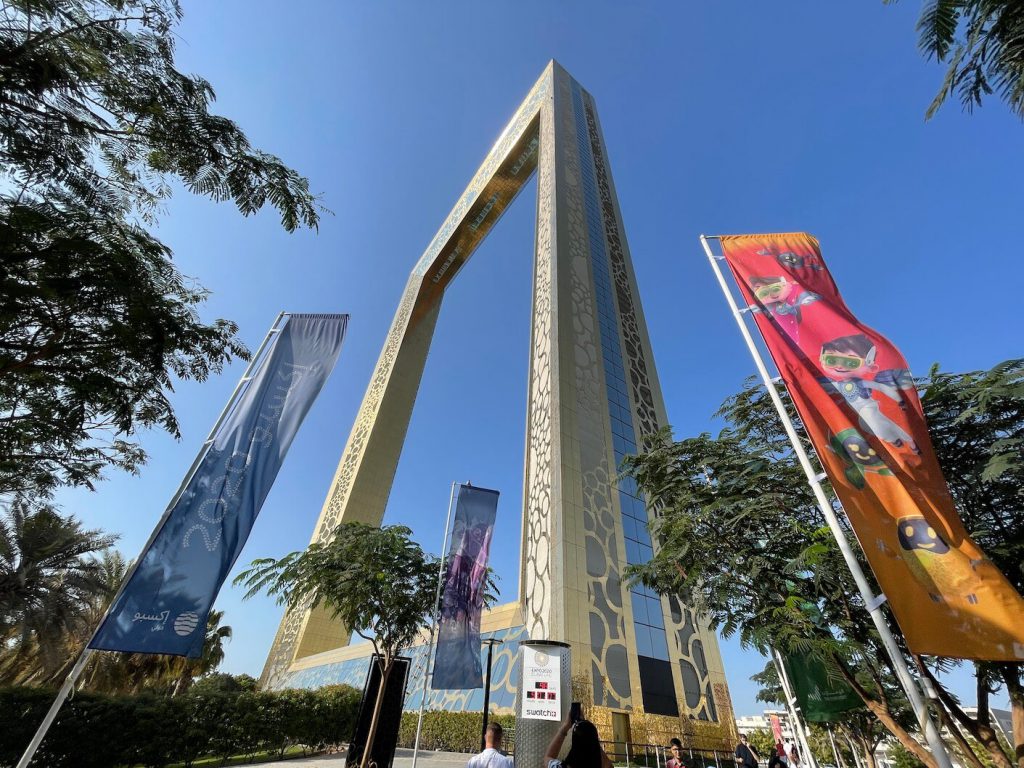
[261, 61, 738, 751]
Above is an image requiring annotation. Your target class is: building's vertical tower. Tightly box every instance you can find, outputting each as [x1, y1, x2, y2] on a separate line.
[262, 61, 736, 750]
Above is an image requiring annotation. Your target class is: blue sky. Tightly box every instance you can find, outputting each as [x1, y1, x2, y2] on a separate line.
[57, 1, 1022, 716]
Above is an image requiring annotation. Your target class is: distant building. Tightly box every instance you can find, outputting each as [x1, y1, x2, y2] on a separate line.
[964, 707, 1014, 749]
[734, 710, 797, 744]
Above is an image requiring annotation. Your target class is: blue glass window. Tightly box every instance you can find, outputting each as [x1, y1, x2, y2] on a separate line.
[571, 83, 675, 705]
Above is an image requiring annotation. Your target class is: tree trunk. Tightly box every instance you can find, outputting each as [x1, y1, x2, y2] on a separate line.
[360, 656, 392, 768]
[172, 670, 191, 697]
[864, 697, 938, 768]
[841, 727, 867, 768]
[833, 655, 938, 768]
[942, 711, 988, 768]
[862, 744, 877, 768]
[917, 658, 1010, 768]
[1001, 665, 1024, 768]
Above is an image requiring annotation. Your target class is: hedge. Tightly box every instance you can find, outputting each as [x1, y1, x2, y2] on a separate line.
[398, 711, 516, 754]
[0, 684, 360, 768]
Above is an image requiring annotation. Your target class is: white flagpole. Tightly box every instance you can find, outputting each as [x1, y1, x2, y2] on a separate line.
[844, 732, 865, 768]
[827, 726, 844, 768]
[699, 235, 952, 768]
[773, 649, 819, 768]
[16, 312, 289, 768]
[411, 481, 459, 768]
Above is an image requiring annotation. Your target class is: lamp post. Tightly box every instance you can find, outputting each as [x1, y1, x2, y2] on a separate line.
[480, 638, 503, 751]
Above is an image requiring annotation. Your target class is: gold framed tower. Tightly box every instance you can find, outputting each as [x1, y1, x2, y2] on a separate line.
[261, 61, 737, 750]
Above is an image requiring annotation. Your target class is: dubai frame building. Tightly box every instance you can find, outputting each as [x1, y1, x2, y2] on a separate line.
[262, 61, 737, 750]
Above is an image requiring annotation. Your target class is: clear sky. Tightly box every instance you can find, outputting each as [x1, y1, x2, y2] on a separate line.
[57, 1, 1022, 717]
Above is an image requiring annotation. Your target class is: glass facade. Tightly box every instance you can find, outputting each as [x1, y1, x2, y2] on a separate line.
[571, 83, 677, 716]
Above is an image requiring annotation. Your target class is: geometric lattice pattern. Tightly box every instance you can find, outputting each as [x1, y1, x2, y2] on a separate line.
[261, 61, 738, 751]
[285, 624, 528, 714]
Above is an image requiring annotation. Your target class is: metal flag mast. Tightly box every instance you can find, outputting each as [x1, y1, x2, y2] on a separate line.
[772, 649, 820, 768]
[826, 726, 845, 768]
[699, 235, 953, 768]
[844, 731, 866, 768]
[16, 312, 290, 768]
[411, 481, 460, 768]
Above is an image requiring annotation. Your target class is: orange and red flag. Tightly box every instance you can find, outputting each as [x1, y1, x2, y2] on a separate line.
[719, 232, 1024, 660]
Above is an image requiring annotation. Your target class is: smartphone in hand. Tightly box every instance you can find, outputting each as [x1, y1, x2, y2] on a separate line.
[570, 701, 582, 723]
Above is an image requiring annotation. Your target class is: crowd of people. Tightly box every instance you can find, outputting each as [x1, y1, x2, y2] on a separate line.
[736, 732, 804, 768]
[465, 716, 803, 768]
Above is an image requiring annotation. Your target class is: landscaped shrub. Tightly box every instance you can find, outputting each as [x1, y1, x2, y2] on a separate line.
[398, 710, 516, 753]
[0, 686, 125, 768]
[0, 682, 362, 768]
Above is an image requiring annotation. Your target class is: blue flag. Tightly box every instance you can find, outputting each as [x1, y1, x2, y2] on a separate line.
[432, 484, 499, 689]
[90, 314, 347, 657]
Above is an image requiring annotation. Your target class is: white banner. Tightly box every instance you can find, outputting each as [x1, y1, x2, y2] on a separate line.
[521, 646, 561, 721]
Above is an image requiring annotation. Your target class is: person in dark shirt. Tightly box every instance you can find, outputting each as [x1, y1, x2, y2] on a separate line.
[544, 711, 613, 768]
[735, 734, 759, 768]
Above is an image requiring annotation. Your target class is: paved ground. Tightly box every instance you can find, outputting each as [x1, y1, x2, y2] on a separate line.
[264, 747, 472, 768]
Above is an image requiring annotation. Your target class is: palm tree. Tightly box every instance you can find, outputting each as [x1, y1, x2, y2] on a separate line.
[0, 497, 116, 683]
[165, 609, 233, 696]
[914, 0, 1024, 118]
[67, 557, 232, 695]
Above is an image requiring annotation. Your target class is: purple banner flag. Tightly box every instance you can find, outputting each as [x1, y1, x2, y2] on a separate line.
[431, 484, 499, 689]
[90, 314, 347, 657]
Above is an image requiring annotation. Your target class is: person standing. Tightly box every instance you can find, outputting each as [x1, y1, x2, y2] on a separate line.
[468, 723, 514, 768]
[666, 739, 686, 768]
[544, 711, 614, 768]
[736, 734, 760, 768]
[782, 740, 795, 766]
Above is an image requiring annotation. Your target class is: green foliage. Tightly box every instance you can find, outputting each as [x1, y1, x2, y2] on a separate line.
[908, 1, 1024, 119]
[0, 683, 361, 768]
[190, 672, 259, 696]
[0, 499, 116, 683]
[397, 711, 516, 753]
[0, 204, 247, 496]
[0, 1, 320, 229]
[0, 0, 322, 498]
[622, 358, 1024, 764]
[745, 729, 777, 762]
[236, 522, 443, 768]
[919, 360, 1024, 595]
[236, 523, 441, 665]
[890, 742, 927, 768]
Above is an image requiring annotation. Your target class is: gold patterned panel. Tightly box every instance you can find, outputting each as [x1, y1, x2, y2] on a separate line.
[261, 65, 738, 755]
[261, 69, 551, 687]
[580, 90, 736, 732]
[552, 72, 633, 710]
[521, 72, 556, 642]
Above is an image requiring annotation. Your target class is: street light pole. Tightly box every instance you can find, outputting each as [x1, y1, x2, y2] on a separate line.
[480, 638, 502, 751]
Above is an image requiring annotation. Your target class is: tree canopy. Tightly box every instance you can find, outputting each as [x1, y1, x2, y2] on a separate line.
[0, 0, 321, 498]
[0, 497, 115, 681]
[236, 523, 442, 768]
[622, 358, 1024, 768]
[908, 0, 1024, 119]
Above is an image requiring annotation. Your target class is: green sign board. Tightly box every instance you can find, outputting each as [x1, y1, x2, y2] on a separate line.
[784, 653, 862, 722]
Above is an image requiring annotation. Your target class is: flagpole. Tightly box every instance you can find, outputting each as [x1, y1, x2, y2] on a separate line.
[773, 650, 819, 768]
[827, 726, 843, 768]
[16, 312, 289, 768]
[843, 732, 865, 768]
[699, 234, 953, 768]
[411, 481, 459, 768]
